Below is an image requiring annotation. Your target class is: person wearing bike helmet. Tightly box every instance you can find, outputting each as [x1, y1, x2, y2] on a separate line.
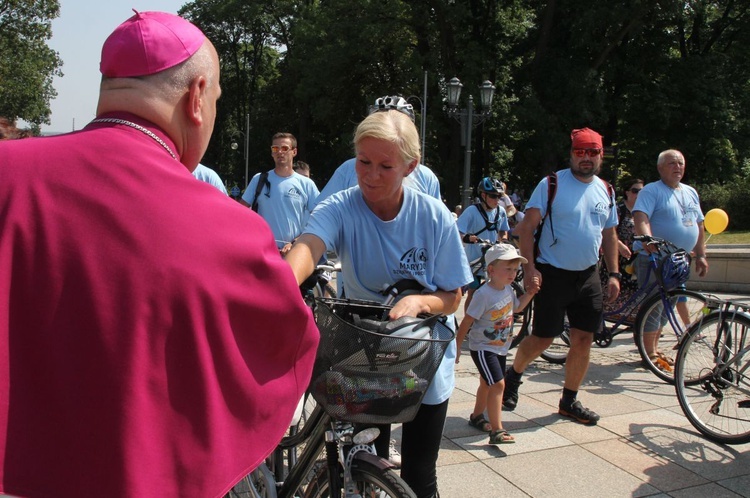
[286, 109, 472, 498]
[456, 177, 510, 311]
[315, 95, 442, 204]
[633, 149, 708, 365]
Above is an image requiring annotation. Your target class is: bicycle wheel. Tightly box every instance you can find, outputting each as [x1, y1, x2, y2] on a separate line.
[509, 282, 530, 350]
[675, 311, 750, 445]
[540, 316, 570, 365]
[634, 289, 708, 384]
[225, 463, 277, 498]
[304, 458, 416, 498]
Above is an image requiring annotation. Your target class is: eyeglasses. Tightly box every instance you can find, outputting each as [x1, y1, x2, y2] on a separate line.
[629, 187, 642, 194]
[572, 148, 602, 158]
[271, 145, 294, 153]
[485, 193, 501, 200]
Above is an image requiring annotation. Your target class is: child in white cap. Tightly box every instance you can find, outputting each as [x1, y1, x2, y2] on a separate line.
[456, 243, 539, 444]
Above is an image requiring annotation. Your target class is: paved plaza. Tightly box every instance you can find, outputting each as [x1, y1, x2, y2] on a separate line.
[395, 296, 750, 498]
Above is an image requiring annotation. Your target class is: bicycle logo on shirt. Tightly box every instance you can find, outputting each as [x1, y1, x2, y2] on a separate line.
[394, 247, 428, 277]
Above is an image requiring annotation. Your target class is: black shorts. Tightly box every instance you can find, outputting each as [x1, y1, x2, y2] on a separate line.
[470, 350, 507, 386]
[532, 263, 602, 338]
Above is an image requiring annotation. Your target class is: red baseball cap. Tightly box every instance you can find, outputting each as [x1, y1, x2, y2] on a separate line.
[100, 10, 205, 78]
[570, 127, 603, 149]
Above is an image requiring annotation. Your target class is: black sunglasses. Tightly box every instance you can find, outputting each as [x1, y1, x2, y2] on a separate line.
[629, 188, 642, 194]
[485, 193, 501, 200]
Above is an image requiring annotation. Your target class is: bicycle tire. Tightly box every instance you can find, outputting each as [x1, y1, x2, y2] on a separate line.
[303, 458, 416, 498]
[634, 289, 708, 384]
[509, 282, 530, 350]
[674, 311, 750, 445]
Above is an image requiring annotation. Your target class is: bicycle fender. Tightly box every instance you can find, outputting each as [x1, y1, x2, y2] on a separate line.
[354, 451, 399, 471]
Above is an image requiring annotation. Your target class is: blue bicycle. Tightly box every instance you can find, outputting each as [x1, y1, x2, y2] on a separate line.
[541, 236, 714, 384]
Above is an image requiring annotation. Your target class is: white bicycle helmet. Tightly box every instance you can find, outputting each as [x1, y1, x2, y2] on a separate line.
[368, 95, 415, 122]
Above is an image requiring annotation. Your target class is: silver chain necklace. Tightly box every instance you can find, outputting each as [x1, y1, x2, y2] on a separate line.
[90, 118, 177, 160]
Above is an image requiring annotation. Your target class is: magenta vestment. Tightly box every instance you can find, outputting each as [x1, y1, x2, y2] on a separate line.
[0, 114, 319, 498]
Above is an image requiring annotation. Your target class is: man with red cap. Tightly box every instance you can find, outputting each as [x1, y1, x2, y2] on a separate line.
[0, 10, 319, 498]
[504, 127, 620, 425]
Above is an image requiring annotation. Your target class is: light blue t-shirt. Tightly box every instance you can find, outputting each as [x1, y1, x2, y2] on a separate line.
[456, 204, 510, 267]
[192, 163, 227, 195]
[632, 180, 703, 253]
[465, 283, 519, 355]
[316, 158, 442, 204]
[304, 186, 473, 404]
[527, 169, 618, 270]
[242, 170, 320, 248]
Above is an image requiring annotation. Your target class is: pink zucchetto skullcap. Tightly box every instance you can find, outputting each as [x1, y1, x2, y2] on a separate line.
[570, 127, 603, 149]
[100, 10, 206, 78]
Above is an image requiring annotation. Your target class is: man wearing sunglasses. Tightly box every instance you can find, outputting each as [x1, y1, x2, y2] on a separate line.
[241, 132, 320, 255]
[505, 127, 620, 426]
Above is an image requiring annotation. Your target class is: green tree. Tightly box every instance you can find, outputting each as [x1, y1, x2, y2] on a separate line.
[0, 0, 62, 128]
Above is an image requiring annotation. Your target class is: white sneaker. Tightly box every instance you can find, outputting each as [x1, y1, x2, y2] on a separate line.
[388, 439, 402, 467]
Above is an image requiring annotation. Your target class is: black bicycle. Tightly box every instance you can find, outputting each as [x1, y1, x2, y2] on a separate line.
[227, 291, 453, 498]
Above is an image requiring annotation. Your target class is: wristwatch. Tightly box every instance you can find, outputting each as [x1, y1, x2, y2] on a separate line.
[608, 272, 622, 279]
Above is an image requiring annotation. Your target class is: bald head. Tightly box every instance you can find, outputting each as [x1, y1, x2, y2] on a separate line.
[96, 39, 221, 170]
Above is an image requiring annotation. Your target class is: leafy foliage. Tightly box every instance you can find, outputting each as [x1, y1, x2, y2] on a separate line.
[0, 0, 62, 126]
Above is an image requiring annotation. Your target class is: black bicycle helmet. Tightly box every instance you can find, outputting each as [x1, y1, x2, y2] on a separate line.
[477, 177, 504, 195]
[657, 250, 691, 291]
[368, 95, 415, 122]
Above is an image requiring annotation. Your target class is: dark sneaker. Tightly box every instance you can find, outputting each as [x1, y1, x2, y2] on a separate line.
[558, 399, 600, 425]
[502, 371, 523, 410]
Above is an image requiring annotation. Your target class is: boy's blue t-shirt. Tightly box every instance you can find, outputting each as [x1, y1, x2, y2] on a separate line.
[465, 283, 519, 355]
[526, 169, 618, 270]
[304, 186, 473, 404]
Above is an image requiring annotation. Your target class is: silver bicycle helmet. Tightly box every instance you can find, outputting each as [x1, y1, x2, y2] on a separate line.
[368, 95, 415, 122]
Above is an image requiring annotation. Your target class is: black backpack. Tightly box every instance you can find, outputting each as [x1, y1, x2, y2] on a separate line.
[533, 172, 615, 260]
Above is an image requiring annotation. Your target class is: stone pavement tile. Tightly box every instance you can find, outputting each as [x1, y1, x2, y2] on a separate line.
[437, 461, 527, 498]
[718, 475, 750, 497]
[582, 438, 708, 492]
[444, 400, 539, 440]
[548, 418, 620, 444]
[527, 387, 658, 420]
[483, 445, 659, 498]
[437, 436, 479, 466]
[598, 407, 694, 438]
[627, 427, 750, 482]
[450, 424, 572, 458]
[667, 482, 745, 498]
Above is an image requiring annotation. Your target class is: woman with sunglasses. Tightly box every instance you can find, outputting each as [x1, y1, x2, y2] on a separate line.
[600, 176, 645, 320]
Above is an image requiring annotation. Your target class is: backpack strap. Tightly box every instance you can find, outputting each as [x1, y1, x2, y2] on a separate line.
[251, 171, 271, 212]
[533, 172, 558, 260]
[470, 203, 501, 238]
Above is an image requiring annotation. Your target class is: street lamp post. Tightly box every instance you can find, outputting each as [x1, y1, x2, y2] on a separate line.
[230, 113, 250, 188]
[446, 77, 495, 208]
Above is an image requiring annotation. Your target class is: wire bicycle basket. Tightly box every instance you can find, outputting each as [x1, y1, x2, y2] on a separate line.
[310, 297, 455, 424]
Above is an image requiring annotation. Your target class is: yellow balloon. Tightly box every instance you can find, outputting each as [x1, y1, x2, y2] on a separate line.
[704, 208, 729, 235]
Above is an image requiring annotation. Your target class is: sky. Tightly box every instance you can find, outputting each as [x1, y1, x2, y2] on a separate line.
[38, 0, 187, 133]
